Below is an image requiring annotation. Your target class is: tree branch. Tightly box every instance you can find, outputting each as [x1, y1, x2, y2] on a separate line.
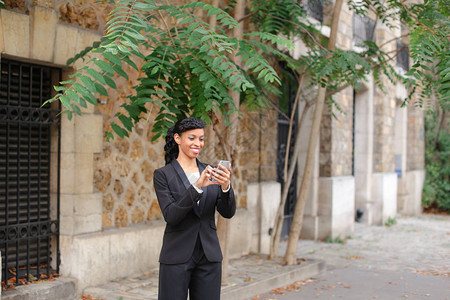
[262, 13, 331, 53]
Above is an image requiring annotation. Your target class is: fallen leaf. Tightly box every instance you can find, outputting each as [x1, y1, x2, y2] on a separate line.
[347, 255, 364, 260]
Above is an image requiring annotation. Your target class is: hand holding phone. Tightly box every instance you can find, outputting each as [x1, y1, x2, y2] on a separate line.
[211, 160, 231, 183]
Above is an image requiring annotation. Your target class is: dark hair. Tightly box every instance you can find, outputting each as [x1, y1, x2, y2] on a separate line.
[164, 118, 206, 165]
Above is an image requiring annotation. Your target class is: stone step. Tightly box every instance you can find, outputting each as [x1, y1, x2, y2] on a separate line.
[1, 277, 77, 300]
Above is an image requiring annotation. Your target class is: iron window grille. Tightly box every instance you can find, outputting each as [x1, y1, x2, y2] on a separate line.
[276, 65, 298, 241]
[0, 58, 61, 288]
[353, 14, 376, 47]
[304, 0, 324, 23]
[396, 40, 410, 72]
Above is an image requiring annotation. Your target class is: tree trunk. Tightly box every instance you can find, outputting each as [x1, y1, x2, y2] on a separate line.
[269, 96, 312, 260]
[283, 0, 344, 266]
[217, 0, 245, 285]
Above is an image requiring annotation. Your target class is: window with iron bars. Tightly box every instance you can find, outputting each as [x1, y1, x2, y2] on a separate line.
[396, 40, 410, 72]
[353, 14, 376, 47]
[303, 0, 324, 23]
[0, 58, 61, 289]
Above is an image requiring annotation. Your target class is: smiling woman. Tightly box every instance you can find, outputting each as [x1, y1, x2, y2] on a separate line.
[153, 117, 236, 300]
[174, 128, 205, 164]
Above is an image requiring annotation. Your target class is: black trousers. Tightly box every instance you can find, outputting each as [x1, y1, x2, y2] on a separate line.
[158, 236, 222, 300]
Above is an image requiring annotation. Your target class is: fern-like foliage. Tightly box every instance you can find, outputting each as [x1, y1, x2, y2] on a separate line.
[349, 0, 450, 107]
[251, 0, 448, 115]
[46, 0, 291, 140]
[47, 0, 449, 140]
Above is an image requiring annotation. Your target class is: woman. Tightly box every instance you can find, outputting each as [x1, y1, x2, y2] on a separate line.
[153, 117, 236, 300]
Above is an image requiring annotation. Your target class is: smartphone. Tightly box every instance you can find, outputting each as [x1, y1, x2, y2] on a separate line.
[218, 160, 231, 169]
[211, 160, 230, 182]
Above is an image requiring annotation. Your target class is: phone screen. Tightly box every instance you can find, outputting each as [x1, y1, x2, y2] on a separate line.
[218, 160, 230, 169]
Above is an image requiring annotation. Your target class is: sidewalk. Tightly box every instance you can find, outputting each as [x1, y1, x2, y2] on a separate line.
[256, 213, 450, 299]
[2, 214, 448, 300]
[82, 253, 325, 300]
[83, 214, 449, 300]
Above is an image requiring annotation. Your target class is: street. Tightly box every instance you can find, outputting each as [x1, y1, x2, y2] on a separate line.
[252, 214, 450, 300]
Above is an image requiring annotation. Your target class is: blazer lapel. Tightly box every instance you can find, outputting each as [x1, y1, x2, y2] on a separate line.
[171, 159, 191, 190]
[197, 160, 208, 215]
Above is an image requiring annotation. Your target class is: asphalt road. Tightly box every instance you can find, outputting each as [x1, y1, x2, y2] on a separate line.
[252, 214, 450, 300]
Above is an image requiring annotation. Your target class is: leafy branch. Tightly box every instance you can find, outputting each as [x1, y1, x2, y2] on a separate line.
[45, 0, 292, 141]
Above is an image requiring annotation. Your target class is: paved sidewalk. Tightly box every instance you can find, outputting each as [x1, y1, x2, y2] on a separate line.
[83, 253, 325, 300]
[3, 214, 446, 300]
[83, 214, 449, 300]
[255, 214, 450, 300]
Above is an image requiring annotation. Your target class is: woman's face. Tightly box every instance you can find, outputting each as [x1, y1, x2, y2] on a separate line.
[175, 128, 205, 160]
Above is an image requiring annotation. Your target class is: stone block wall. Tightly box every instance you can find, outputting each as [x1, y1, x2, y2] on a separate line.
[239, 108, 278, 183]
[320, 108, 332, 177]
[93, 119, 166, 228]
[373, 93, 396, 173]
[319, 1, 354, 178]
[372, 23, 398, 173]
[4, 0, 112, 34]
[406, 104, 425, 171]
[92, 64, 167, 227]
[329, 88, 354, 177]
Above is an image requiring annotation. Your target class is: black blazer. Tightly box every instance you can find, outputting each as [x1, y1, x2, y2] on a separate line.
[153, 159, 236, 264]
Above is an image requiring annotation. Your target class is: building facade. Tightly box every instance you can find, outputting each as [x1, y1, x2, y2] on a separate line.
[0, 0, 425, 294]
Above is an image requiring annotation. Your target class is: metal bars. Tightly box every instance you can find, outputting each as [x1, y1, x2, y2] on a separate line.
[0, 58, 61, 288]
[276, 66, 299, 241]
[353, 14, 376, 46]
[396, 40, 410, 72]
[304, 0, 324, 23]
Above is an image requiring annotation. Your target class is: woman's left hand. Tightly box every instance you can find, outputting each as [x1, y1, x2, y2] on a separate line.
[212, 163, 231, 190]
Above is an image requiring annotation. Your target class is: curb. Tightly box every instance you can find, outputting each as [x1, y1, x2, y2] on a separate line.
[1, 277, 77, 300]
[221, 259, 326, 300]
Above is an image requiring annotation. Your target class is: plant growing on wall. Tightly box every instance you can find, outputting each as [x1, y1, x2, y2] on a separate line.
[46, 0, 296, 283]
[46, 0, 290, 141]
[47, 0, 449, 269]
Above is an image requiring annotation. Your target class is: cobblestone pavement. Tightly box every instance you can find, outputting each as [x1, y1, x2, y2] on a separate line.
[254, 214, 450, 300]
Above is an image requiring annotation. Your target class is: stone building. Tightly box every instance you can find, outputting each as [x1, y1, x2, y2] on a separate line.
[0, 0, 424, 295]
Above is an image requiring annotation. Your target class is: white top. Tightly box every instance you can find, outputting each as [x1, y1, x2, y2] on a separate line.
[185, 171, 230, 206]
[186, 172, 202, 205]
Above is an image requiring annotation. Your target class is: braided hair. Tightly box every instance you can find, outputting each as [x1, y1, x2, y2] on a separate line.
[164, 118, 206, 165]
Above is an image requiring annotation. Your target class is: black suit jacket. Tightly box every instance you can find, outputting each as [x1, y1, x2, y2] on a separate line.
[153, 159, 236, 264]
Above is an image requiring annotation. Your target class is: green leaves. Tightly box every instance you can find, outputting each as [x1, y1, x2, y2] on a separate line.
[47, 0, 285, 141]
[348, 0, 450, 108]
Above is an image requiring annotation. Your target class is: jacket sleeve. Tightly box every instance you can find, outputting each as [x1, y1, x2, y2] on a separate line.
[216, 185, 236, 219]
[153, 168, 202, 226]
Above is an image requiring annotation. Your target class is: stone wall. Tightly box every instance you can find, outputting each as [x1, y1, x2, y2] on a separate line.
[0, 0, 278, 230]
[239, 108, 278, 183]
[88, 56, 167, 228]
[373, 93, 396, 173]
[320, 107, 332, 177]
[372, 23, 398, 173]
[406, 104, 425, 171]
[319, 1, 354, 178]
[5, 0, 111, 33]
[93, 97, 279, 227]
[93, 119, 166, 228]
[330, 88, 354, 177]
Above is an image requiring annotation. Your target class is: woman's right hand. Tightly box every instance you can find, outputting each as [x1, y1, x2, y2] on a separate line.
[194, 165, 215, 189]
